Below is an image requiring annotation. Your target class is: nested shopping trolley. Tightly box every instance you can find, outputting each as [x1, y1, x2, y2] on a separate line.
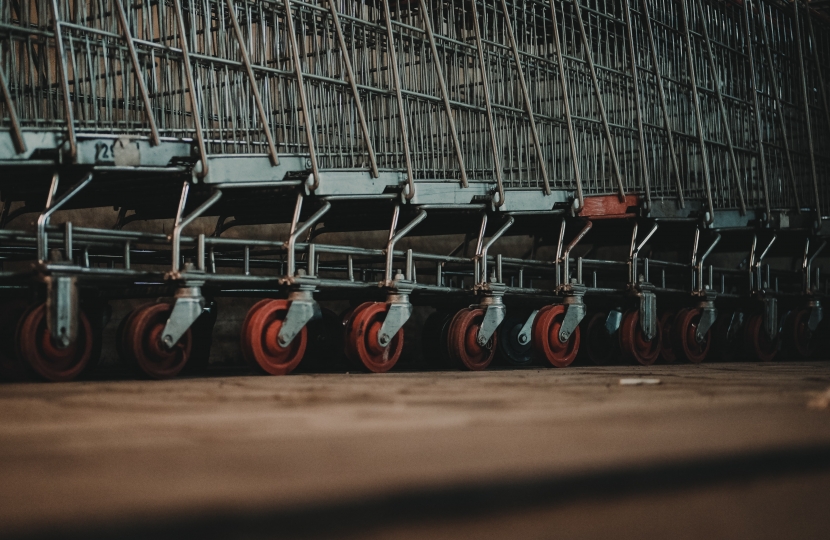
[1, 0, 829, 381]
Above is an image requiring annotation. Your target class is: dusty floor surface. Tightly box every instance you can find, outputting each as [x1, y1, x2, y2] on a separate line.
[1, 363, 830, 539]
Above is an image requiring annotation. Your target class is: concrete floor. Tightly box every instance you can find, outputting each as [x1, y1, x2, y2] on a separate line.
[1, 363, 830, 539]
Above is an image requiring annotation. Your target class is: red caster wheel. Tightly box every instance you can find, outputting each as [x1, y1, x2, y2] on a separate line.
[659, 311, 677, 364]
[123, 303, 192, 379]
[0, 300, 30, 381]
[344, 302, 403, 373]
[581, 312, 619, 365]
[532, 304, 580, 368]
[785, 308, 817, 359]
[671, 308, 710, 364]
[241, 299, 307, 375]
[15, 303, 94, 382]
[619, 310, 661, 366]
[447, 307, 496, 371]
[743, 313, 778, 362]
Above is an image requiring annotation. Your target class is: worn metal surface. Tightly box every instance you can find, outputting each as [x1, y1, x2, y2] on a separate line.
[1, 362, 830, 538]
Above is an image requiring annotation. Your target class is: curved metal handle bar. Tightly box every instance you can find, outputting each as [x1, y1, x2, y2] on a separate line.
[38, 173, 93, 262]
[385, 209, 428, 282]
[755, 235, 777, 269]
[479, 216, 515, 284]
[171, 190, 223, 272]
[287, 201, 332, 277]
[696, 234, 722, 292]
[633, 223, 659, 258]
[562, 220, 593, 286]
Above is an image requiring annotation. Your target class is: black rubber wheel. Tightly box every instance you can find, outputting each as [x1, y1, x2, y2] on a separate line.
[303, 308, 347, 372]
[497, 312, 535, 366]
[183, 298, 218, 374]
[421, 310, 454, 369]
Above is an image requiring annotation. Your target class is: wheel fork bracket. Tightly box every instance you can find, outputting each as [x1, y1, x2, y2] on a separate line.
[638, 290, 657, 342]
[559, 293, 587, 342]
[517, 310, 539, 346]
[808, 301, 823, 333]
[378, 297, 412, 347]
[763, 297, 778, 341]
[476, 297, 506, 347]
[161, 286, 206, 348]
[278, 286, 322, 348]
[695, 304, 718, 343]
[47, 275, 78, 348]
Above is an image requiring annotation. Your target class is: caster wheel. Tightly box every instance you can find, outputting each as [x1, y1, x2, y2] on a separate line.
[344, 302, 403, 373]
[82, 300, 110, 376]
[712, 311, 743, 362]
[124, 303, 192, 379]
[659, 311, 677, 364]
[303, 308, 345, 372]
[532, 305, 580, 368]
[743, 313, 778, 362]
[241, 299, 307, 375]
[619, 310, 661, 366]
[183, 298, 217, 374]
[16, 303, 94, 382]
[581, 312, 618, 365]
[422, 310, 454, 369]
[785, 308, 816, 359]
[671, 308, 710, 364]
[497, 312, 535, 367]
[447, 307, 496, 371]
[0, 300, 30, 381]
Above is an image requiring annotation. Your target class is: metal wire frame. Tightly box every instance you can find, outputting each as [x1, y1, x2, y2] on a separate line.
[2, 0, 830, 218]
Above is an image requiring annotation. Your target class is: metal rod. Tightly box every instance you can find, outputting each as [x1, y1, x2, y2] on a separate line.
[381, 0, 415, 200]
[287, 201, 331, 277]
[549, 0, 583, 209]
[417, 0, 467, 188]
[226, 0, 279, 166]
[114, 0, 159, 147]
[171, 190, 223, 272]
[0, 63, 25, 154]
[622, 0, 651, 208]
[795, 0, 824, 220]
[573, 0, 625, 201]
[172, 0, 208, 177]
[758, 8, 800, 211]
[742, 0, 772, 217]
[49, 0, 77, 160]
[328, 0, 378, 178]
[470, 2, 505, 207]
[562, 221, 592, 286]
[385, 209, 427, 281]
[480, 216, 515, 284]
[283, 0, 320, 190]
[697, 2, 747, 215]
[37, 173, 93, 262]
[640, 0, 684, 207]
[499, 0, 550, 195]
[679, 0, 715, 224]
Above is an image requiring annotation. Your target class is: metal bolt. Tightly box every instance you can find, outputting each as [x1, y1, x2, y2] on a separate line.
[378, 334, 390, 347]
[518, 334, 528, 344]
